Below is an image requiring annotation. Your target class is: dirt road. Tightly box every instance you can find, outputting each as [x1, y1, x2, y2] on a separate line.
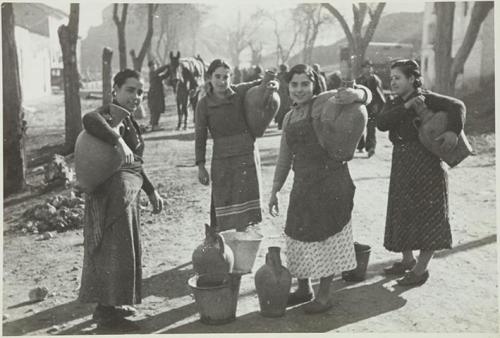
[2, 101, 497, 335]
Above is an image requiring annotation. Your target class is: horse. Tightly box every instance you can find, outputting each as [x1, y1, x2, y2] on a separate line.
[168, 51, 206, 130]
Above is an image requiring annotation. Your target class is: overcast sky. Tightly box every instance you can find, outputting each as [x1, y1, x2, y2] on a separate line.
[44, 0, 425, 39]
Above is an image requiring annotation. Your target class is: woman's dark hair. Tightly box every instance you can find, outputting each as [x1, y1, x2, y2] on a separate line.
[113, 69, 141, 88]
[285, 64, 324, 95]
[206, 59, 232, 77]
[391, 59, 423, 88]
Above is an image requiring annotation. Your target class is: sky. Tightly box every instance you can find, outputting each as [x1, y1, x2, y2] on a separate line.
[43, 0, 426, 39]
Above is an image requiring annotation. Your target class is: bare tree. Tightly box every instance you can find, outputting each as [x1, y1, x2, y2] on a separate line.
[295, 4, 331, 65]
[58, 3, 82, 152]
[266, 11, 301, 66]
[322, 2, 385, 77]
[434, 2, 493, 95]
[113, 4, 129, 70]
[227, 9, 265, 67]
[130, 4, 158, 71]
[248, 41, 263, 66]
[2, 3, 26, 195]
[102, 47, 113, 106]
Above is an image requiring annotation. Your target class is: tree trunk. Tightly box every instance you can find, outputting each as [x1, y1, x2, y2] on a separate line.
[434, 3, 455, 95]
[113, 4, 128, 70]
[2, 3, 26, 195]
[58, 3, 82, 153]
[102, 47, 113, 106]
[129, 4, 156, 72]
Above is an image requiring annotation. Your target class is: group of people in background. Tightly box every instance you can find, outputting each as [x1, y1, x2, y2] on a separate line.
[78, 55, 465, 329]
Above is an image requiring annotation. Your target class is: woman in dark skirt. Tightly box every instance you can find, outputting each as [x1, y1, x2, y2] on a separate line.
[377, 60, 465, 286]
[78, 69, 163, 330]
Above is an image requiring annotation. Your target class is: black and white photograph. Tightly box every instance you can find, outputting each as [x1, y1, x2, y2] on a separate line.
[2, 0, 497, 335]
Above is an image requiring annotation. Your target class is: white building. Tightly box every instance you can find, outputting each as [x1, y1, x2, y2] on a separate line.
[421, 2, 494, 96]
[13, 3, 81, 100]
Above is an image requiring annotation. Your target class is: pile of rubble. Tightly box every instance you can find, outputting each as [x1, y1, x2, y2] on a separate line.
[22, 192, 85, 234]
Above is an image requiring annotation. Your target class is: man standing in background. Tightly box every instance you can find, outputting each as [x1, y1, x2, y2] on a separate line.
[356, 60, 386, 158]
[147, 60, 169, 131]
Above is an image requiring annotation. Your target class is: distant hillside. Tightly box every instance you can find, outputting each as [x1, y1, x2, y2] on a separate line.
[263, 12, 423, 69]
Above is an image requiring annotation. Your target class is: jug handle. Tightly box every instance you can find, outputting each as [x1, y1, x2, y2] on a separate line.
[216, 234, 226, 254]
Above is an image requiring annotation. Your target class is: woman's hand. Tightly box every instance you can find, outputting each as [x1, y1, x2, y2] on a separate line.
[198, 165, 210, 186]
[148, 191, 164, 214]
[268, 192, 279, 217]
[435, 131, 458, 153]
[404, 95, 426, 110]
[116, 137, 134, 164]
[331, 87, 363, 105]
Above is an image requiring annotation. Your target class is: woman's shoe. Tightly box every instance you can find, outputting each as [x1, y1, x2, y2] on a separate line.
[383, 259, 416, 275]
[303, 299, 333, 314]
[287, 291, 313, 307]
[114, 305, 137, 317]
[397, 270, 430, 286]
[92, 305, 137, 322]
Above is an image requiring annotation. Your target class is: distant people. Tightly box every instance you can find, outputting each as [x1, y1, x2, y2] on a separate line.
[327, 71, 342, 90]
[377, 59, 465, 286]
[147, 60, 170, 131]
[312, 63, 327, 92]
[275, 63, 291, 129]
[356, 60, 386, 157]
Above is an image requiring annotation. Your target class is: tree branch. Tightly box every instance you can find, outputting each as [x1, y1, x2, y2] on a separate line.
[321, 3, 355, 48]
[450, 1, 493, 79]
[362, 2, 386, 50]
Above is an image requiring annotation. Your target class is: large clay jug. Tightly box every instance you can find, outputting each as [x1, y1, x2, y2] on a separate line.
[192, 224, 234, 286]
[411, 98, 473, 167]
[244, 70, 281, 137]
[311, 82, 368, 162]
[75, 104, 129, 193]
[254, 246, 292, 317]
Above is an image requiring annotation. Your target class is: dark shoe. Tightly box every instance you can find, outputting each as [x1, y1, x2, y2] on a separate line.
[92, 305, 137, 322]
[341, 270, 365, 282]
[383, 260, 416, 275]
[114, 305, 137, 317]
[97, 317, 141, 333]
[367, 149, 375, 158]
[303, 299, 333, 314]
[287, 291, 313, 307]
[397, 270, 429, 286]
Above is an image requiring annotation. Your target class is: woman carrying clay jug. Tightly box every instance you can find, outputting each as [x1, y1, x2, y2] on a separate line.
[195, 59, 264, 233]
[268, 64, 372, 314]
[377, 59, 465, 286]
[78, 69, 163, 330]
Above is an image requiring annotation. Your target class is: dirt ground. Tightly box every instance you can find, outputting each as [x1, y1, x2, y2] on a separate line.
[2, 93, 497, 335]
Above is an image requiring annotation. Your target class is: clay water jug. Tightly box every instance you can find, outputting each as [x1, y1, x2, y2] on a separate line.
[254, 247, 292, 317]
[411, 97, 473, 167]
[244, 70, 281, 137]
[312, 80, 368, 162]
[75, 103, 129, 193]
[192, 224, 234, 286]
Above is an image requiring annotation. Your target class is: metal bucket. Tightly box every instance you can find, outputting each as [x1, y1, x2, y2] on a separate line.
[188, 273, 242, 325]
[342, 242, 371, 282]
[222, 231, 263, 273]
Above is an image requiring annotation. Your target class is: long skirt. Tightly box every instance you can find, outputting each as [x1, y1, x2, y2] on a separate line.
[78, 170, 143, 306]
[210, 148, 262, 232]
[286, 220, 357, 279]
[384, 141, 452, 252]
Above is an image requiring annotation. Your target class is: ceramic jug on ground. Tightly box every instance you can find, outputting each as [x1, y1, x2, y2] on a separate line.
[311, 81, 368, 162]
[254, 246, 292, 317]
[411, 97, 472, 167]
[244, 70, 281, 137]
[192, 224, 234, 286]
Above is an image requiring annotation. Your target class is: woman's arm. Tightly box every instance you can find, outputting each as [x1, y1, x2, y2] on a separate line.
[194, 97, 209, 165]
[271, 113, 293, 194]
[233, 79, 262, 97]
[424, 91, 466, 134]
[82, 109, 121, 145]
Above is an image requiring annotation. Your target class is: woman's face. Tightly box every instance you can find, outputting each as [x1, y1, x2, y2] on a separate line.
[289, 73, 314, 104]
[390, 67, 415, 97]
[114, 77, 144, 112]
[210, 66, 231, 96]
